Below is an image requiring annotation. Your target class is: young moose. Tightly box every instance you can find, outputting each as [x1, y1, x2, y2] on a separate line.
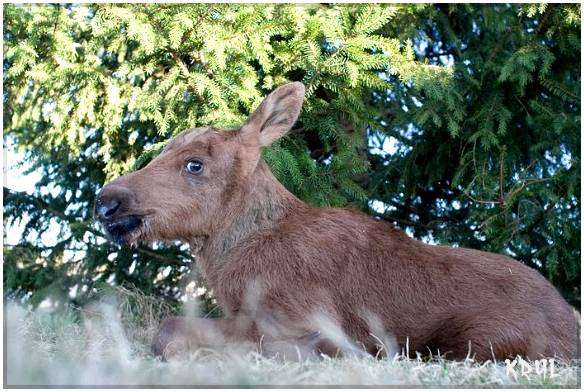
[95, 82, 578, 361]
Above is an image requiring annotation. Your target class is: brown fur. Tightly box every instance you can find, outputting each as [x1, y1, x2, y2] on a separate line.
[95, 82, 579, 361]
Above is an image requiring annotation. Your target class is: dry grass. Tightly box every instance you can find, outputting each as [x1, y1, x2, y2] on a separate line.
[5, 288, 581, 387]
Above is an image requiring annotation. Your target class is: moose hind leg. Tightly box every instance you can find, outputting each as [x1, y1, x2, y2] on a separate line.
[424, 312, 536, 361]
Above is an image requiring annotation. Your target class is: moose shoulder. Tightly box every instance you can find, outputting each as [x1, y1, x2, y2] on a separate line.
[95, 82, 579, 361]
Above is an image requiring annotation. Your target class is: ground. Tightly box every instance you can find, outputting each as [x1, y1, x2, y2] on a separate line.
[5, 288, 580, 387]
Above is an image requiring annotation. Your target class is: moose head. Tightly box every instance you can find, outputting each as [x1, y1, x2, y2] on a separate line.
[94, 82, 305, 247]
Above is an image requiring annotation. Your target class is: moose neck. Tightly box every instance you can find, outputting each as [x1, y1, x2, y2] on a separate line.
[197, 159, 304, 267]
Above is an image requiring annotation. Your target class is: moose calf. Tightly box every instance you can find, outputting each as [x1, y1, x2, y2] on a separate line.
[95, 82, 579, 361]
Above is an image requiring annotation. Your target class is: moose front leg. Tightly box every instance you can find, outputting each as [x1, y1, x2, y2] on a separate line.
[152, 316, 256, 360]
[152, 315, 326, 361]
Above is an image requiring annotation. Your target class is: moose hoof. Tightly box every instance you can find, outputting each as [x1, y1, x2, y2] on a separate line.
[151, 317, 190, 360]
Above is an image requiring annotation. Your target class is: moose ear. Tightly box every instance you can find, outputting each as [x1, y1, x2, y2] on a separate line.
[241, 82, 305, 146]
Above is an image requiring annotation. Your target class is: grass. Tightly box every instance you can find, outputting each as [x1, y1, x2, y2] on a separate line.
[5, 287, 581, 387]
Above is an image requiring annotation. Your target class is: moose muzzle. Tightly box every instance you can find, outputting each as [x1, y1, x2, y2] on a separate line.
[94, 184, 142, 245]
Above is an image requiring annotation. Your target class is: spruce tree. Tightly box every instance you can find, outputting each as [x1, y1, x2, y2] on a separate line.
[370, 4, 581, 305]
[4, 4, 580, 308]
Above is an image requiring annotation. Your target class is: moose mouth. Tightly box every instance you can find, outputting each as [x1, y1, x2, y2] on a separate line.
[102, 215, 142, 245]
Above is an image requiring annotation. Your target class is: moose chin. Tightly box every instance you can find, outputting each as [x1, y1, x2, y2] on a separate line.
[95, 82, 579, 362]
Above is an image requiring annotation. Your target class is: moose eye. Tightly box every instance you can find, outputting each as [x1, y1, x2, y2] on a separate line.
[186, 159, 204, 174]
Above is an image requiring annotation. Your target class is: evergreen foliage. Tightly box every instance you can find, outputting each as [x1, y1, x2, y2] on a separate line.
[3, 4, 580, 308]
[371, 4, 580, 305]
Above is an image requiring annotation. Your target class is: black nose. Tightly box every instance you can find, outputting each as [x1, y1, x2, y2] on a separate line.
[95, 197, 121, 220]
